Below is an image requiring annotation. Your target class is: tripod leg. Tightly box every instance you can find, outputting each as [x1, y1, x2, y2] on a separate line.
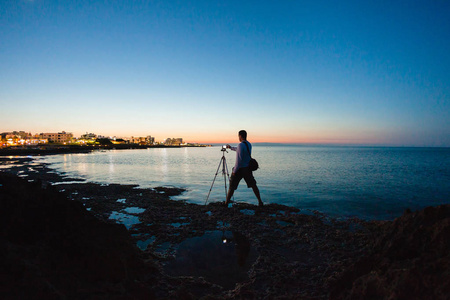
[223, 156, 234, 202]
[224, 156, 230, 180]
[223, 157, 228, 198]
[205, 156, 225, 205]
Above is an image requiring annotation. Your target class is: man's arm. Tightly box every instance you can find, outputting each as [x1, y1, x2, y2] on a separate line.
[226, 144, 237, 151]
[232, 143, 243, 174]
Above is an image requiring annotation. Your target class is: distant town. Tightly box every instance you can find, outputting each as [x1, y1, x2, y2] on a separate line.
[0, 130, 210, 148]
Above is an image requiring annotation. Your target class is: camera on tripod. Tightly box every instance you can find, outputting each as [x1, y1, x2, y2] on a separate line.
[221, 145, 227, 151]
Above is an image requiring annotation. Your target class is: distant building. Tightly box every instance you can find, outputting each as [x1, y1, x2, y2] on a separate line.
[1, 131, 32, 140]
[80, 132, 97, 140]
[164, 138, 183, 146]
[38, 131, 73, 143]
[111, 138, 128, 145]
[131, 136, 155, 145]
[1, 131, 48, 147]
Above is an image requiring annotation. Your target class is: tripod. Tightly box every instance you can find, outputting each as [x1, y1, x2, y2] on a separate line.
[205, 147, 232, 205]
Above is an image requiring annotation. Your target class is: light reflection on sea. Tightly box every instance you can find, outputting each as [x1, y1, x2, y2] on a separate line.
[40, 146, 450, 220]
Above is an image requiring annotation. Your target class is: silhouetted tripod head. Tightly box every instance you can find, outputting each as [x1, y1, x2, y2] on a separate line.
[221, 145, 228, 152]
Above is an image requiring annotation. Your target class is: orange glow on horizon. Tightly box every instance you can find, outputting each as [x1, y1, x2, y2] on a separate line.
[185, 131, 399, 145]
[188, 137, 386, 145]
[68, 130, 399, 146]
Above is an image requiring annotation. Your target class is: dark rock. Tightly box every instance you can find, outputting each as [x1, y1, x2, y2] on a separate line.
[0, 173, 159, 299]
[329, 205, 450, 300]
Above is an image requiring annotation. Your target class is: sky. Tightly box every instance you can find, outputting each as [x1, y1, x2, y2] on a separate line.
[1, 0, 449, 146]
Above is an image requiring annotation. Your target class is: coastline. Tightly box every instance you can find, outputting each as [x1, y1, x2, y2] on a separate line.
[1, 156, 448, 299]
[0, 143, 211, 156]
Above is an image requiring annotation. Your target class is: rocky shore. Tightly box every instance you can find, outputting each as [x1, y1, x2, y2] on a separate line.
[1, 157, 449, 299]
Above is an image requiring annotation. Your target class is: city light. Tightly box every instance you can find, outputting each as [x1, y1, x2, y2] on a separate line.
[1, 130, 209, 149]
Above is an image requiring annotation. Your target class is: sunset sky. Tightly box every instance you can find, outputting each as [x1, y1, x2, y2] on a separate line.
[1, 0, 449, 146]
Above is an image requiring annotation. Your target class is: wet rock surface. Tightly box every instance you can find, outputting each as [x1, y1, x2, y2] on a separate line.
[1, 156, 449, 299]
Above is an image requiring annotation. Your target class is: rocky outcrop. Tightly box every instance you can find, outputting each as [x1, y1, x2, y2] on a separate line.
[330, 205, 450, 300]
[0, 173, 159, 299]
[2, 161, 449, 299]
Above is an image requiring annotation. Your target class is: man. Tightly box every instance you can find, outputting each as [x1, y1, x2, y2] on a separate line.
[225, 130, 263, 207]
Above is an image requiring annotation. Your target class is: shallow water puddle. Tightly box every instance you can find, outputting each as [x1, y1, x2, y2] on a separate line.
[240, 209, 255, 216]
[164, 230, 258, 289]
[109, 212, 141, 229]
[50, 180, 86, 185]
[124, 207, 145, 214]
[170, 222, 189, 227]
[137, 236, 156, 250]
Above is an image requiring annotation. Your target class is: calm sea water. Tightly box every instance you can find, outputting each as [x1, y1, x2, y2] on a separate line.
[41, 146, 450, 220]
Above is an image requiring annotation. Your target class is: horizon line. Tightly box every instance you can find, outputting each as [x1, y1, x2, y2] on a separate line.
[208, 142, 450, 148]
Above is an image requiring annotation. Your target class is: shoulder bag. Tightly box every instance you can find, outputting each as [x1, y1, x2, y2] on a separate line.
[244, 141, 259, 171]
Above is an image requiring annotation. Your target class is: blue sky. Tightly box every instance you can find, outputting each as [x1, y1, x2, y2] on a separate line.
[1, 0, 449, 146]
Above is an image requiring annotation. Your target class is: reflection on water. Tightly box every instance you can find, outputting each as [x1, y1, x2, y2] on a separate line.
[224, 231, 252, 267]
[164, 230, 257, 289]
[109, 211, 140, 229]
[108, 154, 115, 181]
[123, 207, 145, 214]
[41, 146, 450, 220]
[240, 209, 255, 216]
[160, 148, 169, 181]
[137, 236, 156, 251]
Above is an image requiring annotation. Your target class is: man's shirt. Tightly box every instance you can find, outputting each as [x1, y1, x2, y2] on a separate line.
[230, 141, 252, 173]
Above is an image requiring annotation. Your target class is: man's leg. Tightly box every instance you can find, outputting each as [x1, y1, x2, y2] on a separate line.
[252, 184, 263, 206]
[243, 168, 263, 207]
[225, 187, 234, 205]
[226, 172, 240, 206]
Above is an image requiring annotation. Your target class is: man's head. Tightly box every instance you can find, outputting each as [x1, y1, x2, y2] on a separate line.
[238, 130, 247, 141]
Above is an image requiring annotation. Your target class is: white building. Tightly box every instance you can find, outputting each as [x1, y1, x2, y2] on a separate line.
[131, 136, 155, 145]
[164, 138, 183, 146]
[38, 131, 73, 143]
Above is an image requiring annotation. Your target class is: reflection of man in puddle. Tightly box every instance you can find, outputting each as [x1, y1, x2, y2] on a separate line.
[223, 231, 251, 267]
[233, 231, 250, 267]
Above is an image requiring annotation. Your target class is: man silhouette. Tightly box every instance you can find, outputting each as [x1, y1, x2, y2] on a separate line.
[225, 130, 263, 207]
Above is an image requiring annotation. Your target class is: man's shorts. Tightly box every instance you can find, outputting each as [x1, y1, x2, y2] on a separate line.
[229, 167, 257, 190]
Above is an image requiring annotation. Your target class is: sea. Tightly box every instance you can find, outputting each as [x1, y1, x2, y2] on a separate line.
[40, 145, 450, 220]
